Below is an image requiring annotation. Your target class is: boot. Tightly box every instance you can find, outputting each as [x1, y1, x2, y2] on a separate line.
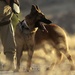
[3, 53, 14, 71]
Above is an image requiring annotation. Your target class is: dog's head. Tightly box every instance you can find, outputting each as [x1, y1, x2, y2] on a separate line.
[25, 5, 52, 30]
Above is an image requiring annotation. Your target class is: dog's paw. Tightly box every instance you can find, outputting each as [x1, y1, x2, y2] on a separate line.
[13, 69, 19, 72]
[46, 67, 50, 71]
[24, 69, 30, 72]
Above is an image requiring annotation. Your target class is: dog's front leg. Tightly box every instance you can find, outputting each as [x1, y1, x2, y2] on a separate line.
[26, 46, 34, 72]
[14, 47, 23, 72]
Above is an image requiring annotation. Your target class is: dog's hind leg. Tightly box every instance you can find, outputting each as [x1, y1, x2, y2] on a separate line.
[26, 46, 34, 72]
[47, 48, 63, 71]
[61, 48, 73, 62]
[61, 48, 75, 70]
[60, 36, 75, 70]
[54, 49, 63, 65]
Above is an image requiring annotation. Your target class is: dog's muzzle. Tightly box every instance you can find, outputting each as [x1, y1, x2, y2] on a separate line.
[35, 18, 52, 32]
[38, 18, 52, 24]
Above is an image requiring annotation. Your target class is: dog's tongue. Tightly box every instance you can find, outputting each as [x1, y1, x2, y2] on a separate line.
[39, 22, 48, 33]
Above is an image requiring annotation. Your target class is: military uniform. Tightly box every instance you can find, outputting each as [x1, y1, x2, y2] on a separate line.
[0, 0, 15, 70]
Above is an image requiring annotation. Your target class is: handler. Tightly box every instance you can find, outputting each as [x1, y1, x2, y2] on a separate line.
[0, 0, 20, 70]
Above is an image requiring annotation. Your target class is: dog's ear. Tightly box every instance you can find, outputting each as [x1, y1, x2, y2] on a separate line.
[35, 5, 39, 10]
[31, 5, 38, 14]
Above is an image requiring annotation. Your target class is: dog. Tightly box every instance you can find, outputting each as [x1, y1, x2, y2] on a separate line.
[15, 5, 52, 71]
[15, 5, 74, 71]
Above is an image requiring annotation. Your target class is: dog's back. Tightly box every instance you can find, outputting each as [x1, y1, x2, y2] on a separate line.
[35, 24, 67, 49]
[35, 24, 74, 68]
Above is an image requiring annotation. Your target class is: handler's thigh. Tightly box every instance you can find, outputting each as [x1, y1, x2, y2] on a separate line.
[0, 23, 15, 58]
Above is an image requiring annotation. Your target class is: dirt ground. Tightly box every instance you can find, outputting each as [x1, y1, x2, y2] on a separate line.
[0, 34, 75, 75]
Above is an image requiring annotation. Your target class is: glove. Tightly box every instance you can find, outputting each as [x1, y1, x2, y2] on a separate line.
[10, 0, 20, 14]
[13, 2, 20, 14]
[4, 0, 20, 14]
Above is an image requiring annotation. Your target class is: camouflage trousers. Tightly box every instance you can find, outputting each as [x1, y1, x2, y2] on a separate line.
[0, 1, 15, 62]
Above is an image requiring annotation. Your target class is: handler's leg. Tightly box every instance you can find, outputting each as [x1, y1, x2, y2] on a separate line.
[0, 23, 16, 70]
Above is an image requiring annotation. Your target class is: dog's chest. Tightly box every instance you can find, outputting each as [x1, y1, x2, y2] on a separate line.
[23, 32, 35, 50]
[23, 33, 35, 43]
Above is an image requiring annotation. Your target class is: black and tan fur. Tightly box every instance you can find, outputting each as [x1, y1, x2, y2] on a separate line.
[15, 5, 51, 71]
[15, 5, 74, 72]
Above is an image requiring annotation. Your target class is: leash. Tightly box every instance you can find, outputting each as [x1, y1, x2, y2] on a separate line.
[15, 14, 21, 23]
[15, 14, 30, 31]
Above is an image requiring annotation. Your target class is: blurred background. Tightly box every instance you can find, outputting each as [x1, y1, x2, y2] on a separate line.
[18, 0, 75, 34]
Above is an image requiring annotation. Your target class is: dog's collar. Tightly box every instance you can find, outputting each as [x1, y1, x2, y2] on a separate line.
[23, 20, 30, 29]
[19, 20, 38, 34]
[19, 20, 30, 31]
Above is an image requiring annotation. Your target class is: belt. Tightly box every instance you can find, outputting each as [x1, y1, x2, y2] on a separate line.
[0, 20, 11, 26]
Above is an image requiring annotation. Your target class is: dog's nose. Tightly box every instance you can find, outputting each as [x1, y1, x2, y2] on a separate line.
[46, 19, 52, 24]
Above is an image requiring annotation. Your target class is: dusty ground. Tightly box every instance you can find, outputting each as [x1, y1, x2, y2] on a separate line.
[0, 34, 75, 75]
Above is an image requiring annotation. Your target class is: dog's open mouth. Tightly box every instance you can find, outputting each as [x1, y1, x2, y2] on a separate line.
[39, 18, 52, 24]
[35, 22, 48, 32]
[35, 19, 52, 32]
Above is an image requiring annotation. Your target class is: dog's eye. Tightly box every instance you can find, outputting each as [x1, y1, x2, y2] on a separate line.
[39, 13, 45, 18]
[41, 13, 45, 18]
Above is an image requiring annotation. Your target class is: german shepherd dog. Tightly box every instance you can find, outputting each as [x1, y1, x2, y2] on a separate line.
[15, 5, 74, 71]
[15, 5, 51, 71]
